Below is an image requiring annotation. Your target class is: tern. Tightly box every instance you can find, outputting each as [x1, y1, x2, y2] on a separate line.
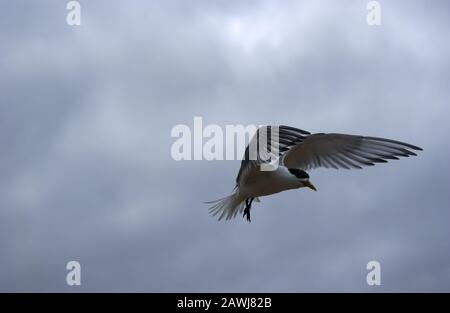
[207, 125, 422, 222]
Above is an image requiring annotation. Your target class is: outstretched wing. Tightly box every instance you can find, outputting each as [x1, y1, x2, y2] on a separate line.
[282, 133, 422, 171]
[236, 125, 310, 184]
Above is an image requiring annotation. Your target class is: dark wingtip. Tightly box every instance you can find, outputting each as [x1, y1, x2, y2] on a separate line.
[364, 136, 423, 151]
[406, 145, 422, 152]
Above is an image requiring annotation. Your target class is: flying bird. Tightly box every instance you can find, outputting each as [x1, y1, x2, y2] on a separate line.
[207, 125, 422, 222]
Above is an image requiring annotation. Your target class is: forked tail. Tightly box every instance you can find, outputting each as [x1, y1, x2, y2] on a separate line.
[206, 192, 245, 221]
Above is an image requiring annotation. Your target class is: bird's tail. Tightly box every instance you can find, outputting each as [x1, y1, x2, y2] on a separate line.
[206, 192, 245, 221]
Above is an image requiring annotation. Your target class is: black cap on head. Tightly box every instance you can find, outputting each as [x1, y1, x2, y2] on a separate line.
[288, 168, 309, 179]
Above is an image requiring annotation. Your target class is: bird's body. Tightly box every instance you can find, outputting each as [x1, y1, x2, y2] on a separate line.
[207, 125, 422, 222]
[238, 165, 302, 198]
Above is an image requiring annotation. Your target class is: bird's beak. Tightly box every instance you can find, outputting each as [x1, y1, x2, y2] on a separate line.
[303, 180, 317, 191]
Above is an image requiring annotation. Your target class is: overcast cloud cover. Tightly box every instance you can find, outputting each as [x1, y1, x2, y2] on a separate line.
[1, 0, 449, 292]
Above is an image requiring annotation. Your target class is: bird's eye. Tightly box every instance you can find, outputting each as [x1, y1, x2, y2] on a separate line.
[298, 170, 309, 179]
[288, 168, 309, 179]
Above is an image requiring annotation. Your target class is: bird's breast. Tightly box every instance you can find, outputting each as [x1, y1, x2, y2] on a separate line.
[239, 167, 302, 198]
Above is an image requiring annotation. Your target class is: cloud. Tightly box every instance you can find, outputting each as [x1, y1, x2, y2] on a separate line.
[0, 0, 449, 291]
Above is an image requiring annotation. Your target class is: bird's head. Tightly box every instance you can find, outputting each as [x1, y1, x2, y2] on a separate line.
[301, 179, 317, 191]
[288, 168, 317, 191]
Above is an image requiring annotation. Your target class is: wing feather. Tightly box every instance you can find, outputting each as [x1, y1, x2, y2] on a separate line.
[236, 125, 310, 184]
[282, 133, 422, 170]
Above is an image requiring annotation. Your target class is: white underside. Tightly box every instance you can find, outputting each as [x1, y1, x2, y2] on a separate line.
[238, 166, 304, 199]
[208, 166, 305, 221]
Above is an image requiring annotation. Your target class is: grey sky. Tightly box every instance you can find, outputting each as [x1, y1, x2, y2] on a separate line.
[1, 0, 449, 291]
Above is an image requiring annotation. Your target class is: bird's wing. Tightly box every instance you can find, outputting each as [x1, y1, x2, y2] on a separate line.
[282, 133, 422, 171]
[236, 125, 310, 184]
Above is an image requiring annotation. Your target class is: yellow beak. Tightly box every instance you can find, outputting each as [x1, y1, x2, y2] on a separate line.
[303, 180, 317, 191]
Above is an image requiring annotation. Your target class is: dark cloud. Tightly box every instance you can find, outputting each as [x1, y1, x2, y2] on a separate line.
[0, 0, 449, 291]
